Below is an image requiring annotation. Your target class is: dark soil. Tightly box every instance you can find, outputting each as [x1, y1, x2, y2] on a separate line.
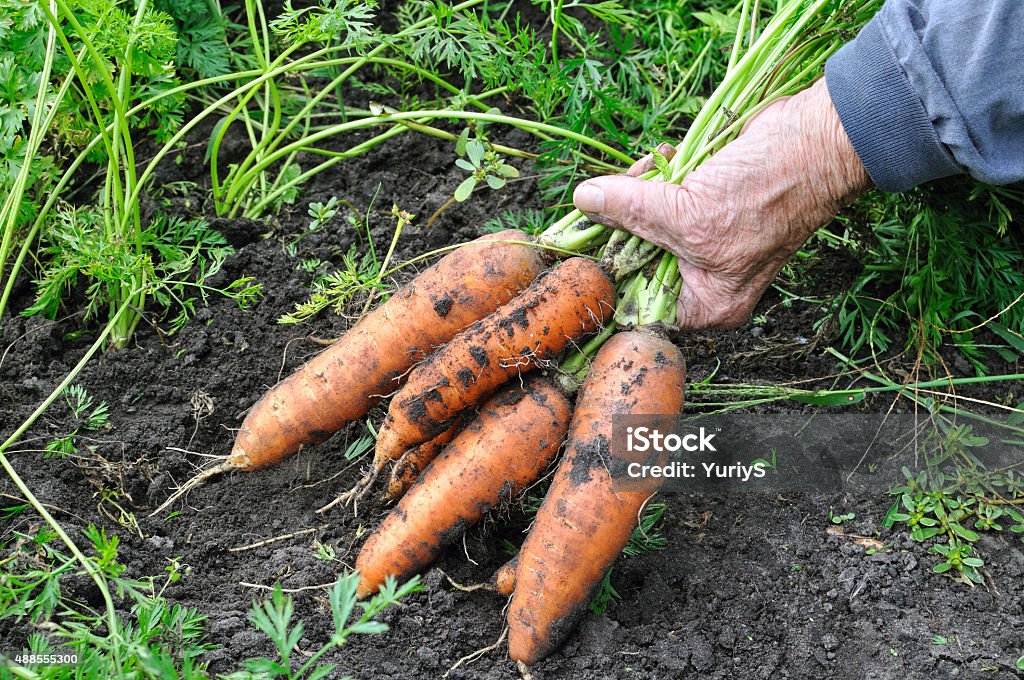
[2, 108, 1023, 679]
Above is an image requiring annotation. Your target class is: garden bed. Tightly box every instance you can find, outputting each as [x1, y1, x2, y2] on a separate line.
[2, 121, 1022, 678]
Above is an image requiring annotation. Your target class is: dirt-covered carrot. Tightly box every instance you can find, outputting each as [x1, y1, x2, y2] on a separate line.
[230, 230, 545, 472]
[355, 377, 570, 598]
[383, 414, 465, 501]
[361, 257, 614, 501]
[507, 329, 685, 665]
[150, 232, 544, 517]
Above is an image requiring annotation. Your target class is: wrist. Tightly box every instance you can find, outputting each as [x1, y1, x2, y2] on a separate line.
[795, 78, 871, 203]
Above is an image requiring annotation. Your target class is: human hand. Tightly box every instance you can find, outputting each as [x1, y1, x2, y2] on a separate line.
[573, 78, 870, 330]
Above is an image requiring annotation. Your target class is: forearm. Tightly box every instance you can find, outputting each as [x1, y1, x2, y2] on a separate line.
[825, 0, 1024, 191]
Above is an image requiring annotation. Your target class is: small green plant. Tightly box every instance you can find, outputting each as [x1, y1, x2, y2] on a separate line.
[588, 569, 619, 616]
[624, 502, 667, 556]
[313, 541, 336, 561]
[829, 509, 855, 525]
[453, 133, 520, 202]
[284, 197, 341, 257]
[278, 198, 411, 325]
[480, 208, 549, 236]
[751, 448, 778, 471]
[227, 573, 422, 680]
[25, 207, 261, 346]
[426, 130, 521, 227]
[1, 523, 215, 676]
[343, 434, 375, 462]
[930, 541, 985, 584]
[884, 422, 1024, 585]
[278, 247, 381, 324]
[45, 385, 110, 459]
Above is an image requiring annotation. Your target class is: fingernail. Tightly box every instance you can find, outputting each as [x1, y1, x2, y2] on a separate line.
[573, 182, 604, 215]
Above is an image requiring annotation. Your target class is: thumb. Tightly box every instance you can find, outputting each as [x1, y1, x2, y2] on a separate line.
[572, 176, 696, 256]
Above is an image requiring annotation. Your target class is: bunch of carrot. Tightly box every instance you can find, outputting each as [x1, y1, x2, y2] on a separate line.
[156, 0, 881, 665]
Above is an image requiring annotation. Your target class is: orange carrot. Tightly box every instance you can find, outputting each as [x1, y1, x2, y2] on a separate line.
[383, 414, 465, 501]
[368, 257, 614, 494]
[230, 231, 545, 472]
[507, 329, 686, 665]
[151, 233, 545, 518]
[355, 377, 570, 598]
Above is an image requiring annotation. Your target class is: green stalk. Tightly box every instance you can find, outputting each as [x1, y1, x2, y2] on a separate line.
[213, 0, 491, 214]
[220, 110, 635, 216]
[0, 296, 140, 667]
[0, 11, 57, 290]
[728, 0, 754, 73]
[613, 251, 681, 327]
[44, 0, 152, 347]
[245, 125, 410, 218]
[555, 322, 617, 395]
[0, 21, 73, 323]
[360, 208, 412, 317]
[541, 0, 880, 266]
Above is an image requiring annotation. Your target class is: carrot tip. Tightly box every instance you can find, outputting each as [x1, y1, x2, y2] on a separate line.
[148, 461, 236, 517]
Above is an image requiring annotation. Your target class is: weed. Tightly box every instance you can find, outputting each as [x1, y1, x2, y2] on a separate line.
[453, 133, 521, 201]
[227, 573, 422, 679]
[829, 509, 855, 525]
[343, 434, 375, 462]
[278, 198, 407, 325]
[884, 423, 1024, 585]
[312, 541, 337, 561]
[481, 208, 549, 236]
[427, 131, 521, 227]
[0, 523, 215, 676]
[624, 502, 668, 556]
[816, 182, 1024, 371]
[277, 245, 381, 324]
[1, 517, 417, 678]
[44, 385, 109, 459]
[24, 207, 261, 341]
[588, 569, 619, 616]
[284, 197, 341, 257]
[751, 448, 778, 471]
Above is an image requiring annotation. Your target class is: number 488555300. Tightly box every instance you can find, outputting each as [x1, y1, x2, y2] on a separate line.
[10, 654, 78, 665]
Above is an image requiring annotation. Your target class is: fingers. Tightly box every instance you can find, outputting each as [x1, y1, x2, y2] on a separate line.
[674, 269, 751, 331]
[626, 142, 678, 177]
[573, 175, 697, 256]
[673, 262, 748, 331]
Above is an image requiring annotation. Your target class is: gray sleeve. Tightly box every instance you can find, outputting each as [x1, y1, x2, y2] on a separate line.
[824, 1, 1024, 192]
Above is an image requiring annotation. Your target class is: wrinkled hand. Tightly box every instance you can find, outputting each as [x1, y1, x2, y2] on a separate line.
[573, 78, 870, 330]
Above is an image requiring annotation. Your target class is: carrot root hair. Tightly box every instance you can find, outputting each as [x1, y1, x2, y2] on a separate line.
[148, 460, 237, 516]
[316, 466, 380, 515]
